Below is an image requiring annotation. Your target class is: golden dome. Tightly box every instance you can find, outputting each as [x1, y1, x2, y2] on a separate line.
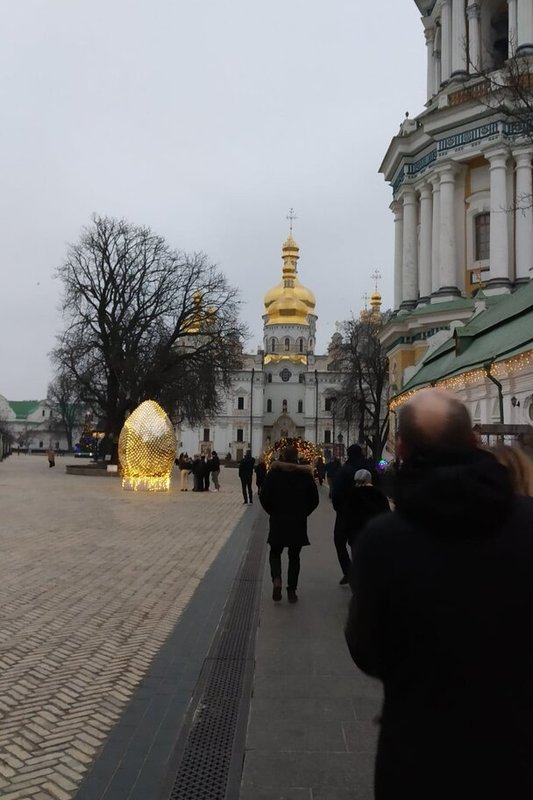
[264, 234, 316, 325]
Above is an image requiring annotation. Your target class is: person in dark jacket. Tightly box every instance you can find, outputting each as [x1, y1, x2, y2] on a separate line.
[208, 450, 221, 491]
[260, 446, 319, 603]
[254, 459, 267, 495]
[238, 450, 255, 504]
[324, 456, 341, 498]
[344, 468, 390, 567]
[331, 444, 374, 584]
[345, 388, 533, 800]
[315, 457, 326, 486]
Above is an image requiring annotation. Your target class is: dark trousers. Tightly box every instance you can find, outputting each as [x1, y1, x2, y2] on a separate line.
[334, 514, 351, 577]
[269, 544, 302, 590]
[203, 473, 210, 491]
[241, 477, 253, 502]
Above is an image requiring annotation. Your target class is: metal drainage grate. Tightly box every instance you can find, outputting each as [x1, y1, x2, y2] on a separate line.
[167, 515, 265, 800]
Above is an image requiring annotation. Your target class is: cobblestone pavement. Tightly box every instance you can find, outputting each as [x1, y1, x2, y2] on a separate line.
[0, 455, 248, 800]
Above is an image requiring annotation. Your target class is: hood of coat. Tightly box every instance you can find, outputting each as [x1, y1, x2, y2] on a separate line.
[394, 447, 513, 537]
[270, 461, 314, 475]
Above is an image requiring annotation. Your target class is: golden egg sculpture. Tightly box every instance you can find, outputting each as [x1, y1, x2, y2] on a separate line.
[118, 400, 177, 491]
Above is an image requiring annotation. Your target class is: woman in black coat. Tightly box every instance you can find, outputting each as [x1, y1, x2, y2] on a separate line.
[259, 446, 319, 603]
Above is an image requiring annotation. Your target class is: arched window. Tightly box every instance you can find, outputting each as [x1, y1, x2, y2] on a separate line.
[309, 338, 313, 350]
[271, 338, 276, 353]
[267, 373, 272, 383]
[282, 399, 288, 413]
[284, 338, 290, 352]
[299, 338, 304, 353]
[267, 399, 272, 412]
[297, 400, 303, 413]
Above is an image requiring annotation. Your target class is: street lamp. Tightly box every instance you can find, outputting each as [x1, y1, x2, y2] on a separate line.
[331, 396, 337, 454]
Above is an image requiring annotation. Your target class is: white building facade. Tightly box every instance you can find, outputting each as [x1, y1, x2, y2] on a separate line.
[380, 0, 533, 448]
[179, 235, 348, 461]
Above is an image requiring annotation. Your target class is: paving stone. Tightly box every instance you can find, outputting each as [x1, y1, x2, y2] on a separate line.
[0, 456, 249, 799]
[240, 787, 312, 800]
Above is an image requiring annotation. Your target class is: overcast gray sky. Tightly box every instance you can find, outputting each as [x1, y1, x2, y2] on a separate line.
[1, 1, 426, 399]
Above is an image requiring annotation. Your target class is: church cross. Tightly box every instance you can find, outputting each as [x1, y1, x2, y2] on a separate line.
[286, 208, 297, 234]
[371, 269, 382, 290]
[362, 292, 369, 309]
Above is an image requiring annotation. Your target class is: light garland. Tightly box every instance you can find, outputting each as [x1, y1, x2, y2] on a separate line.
[263, 437, 323, 470]
[389, 348, 533, 411]
[118, 400, 177, 491]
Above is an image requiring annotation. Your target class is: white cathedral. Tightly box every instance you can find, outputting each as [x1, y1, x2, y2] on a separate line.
[380, 0, 533, 446]
[178, 233, 366, 461]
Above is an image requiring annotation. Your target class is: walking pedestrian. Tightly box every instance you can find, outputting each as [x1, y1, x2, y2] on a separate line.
[331, 444, 375, 585]
[343, 468, 390, 570]
[254, 459, 267, 495]
[208, 450, 221, 491]
[47, 448, 56, 468]
[324, 456, 340, 498]
[238, 450, 255, 504]
[345, 389, 533, 800]
[259, 445, 319, 603]
[315, 456, 326, 486]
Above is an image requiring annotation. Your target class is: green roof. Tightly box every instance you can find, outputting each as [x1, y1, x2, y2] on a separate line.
[8, 401, 41, 419]
[400, 282, 533, 394]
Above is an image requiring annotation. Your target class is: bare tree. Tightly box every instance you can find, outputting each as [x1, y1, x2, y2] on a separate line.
[330, 313, 390, 462]
[52, 215, 246, 438]
[47, 373, 82, 451]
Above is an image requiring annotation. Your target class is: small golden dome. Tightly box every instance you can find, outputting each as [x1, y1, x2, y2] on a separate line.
[263, 233, 316, 324]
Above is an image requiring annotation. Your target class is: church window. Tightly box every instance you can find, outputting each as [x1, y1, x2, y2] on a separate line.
[284, 338, 290, 351]
[324, 429, 331, 444]
[39, 441, 43, 449]
[267, 373, 272, 383]
[203, 428, 210, 442]
[271, 338, 276, 352]
[42, 409, 46, 417]
[298, 400, 303, 413]
[282, 399, 288, 413]
[474, 213, 490, 261]
[237, 396, 244, 410]
[299, 373, 305, 384]
[55, 441, 59, 450]
[267, 399, 272, 412]
[325, 397, 332, 412]
[299, 338, 304, 353]
[237, 428, 244, 442]
[490, 6, 509, 68]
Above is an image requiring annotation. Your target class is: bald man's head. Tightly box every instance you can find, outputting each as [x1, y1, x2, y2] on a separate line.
[397, 389, 475, 458]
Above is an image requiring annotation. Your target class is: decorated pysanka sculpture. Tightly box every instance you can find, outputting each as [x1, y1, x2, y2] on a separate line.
[118, 400, 177, 491]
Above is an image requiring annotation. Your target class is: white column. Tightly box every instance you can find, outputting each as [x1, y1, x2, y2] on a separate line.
[430, 174, 441, 295]
[438, 164, 459, 292]
[418, 184, 433, 301]
[467, 3, 481, 71]
[517, 0, 533, 55]
[425, 27, 436, 98]
[451, 0, 468, 77]
[488, 148, 512, 287]
[508, 0, 518, 55]
[401, 188, 419, 306]
[441, 0, 452, 82]
[514, 148, 533, 281]
[391, 200, 404, 310]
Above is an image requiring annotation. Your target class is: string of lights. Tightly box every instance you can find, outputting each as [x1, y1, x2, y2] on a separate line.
[263, 437, 323, 469]
[118, 400, 177, 491]
[389, 348, 533, 411]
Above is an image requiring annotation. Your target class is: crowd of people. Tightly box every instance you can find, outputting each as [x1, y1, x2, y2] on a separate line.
[255, 389, 533, 799]
[175, 451, 221, 492]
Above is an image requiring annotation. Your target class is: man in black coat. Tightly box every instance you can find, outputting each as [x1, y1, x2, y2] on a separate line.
[345, 388, 533, 800]
[331, 444, 374, 584]
[260, 446, 319, 603]
[238, 449, 255, 504]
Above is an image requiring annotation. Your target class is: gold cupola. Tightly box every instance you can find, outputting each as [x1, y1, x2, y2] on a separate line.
[264, 235, 316, 326]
